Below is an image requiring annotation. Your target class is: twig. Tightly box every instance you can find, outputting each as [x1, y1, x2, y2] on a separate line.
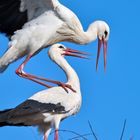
[69, 133, 92, 140]
[88, 121, 98, 140]
[119, 119, 127, 140]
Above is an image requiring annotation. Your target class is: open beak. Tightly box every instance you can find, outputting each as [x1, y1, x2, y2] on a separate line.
[96, 37, 108, 72]
[63, 48, 90, 59]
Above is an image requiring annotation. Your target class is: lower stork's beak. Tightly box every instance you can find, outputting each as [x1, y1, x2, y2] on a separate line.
[63, 48, 90, 59]
[96, 37, 108, 72]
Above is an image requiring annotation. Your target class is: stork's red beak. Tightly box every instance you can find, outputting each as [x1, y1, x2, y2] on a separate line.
[96, 37, 108, 72]
[63, 48, 90, 59]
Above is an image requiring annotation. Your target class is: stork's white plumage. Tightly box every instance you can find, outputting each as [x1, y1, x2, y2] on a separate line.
[0, 44, 87, 140]
[0, 0, 110, 87]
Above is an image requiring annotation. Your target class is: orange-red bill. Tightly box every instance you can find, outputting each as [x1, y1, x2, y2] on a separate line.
[65, 48, 91, 55]
[96, 38, 108, 72]
[103, 39, 107, 72]
[96, 38, 102, 71]
[64, 48, 90, 59]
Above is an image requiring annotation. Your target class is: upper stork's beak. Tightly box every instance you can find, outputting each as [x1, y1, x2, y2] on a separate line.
[63, 48, 90, 59]
[96, 37, 108, 72]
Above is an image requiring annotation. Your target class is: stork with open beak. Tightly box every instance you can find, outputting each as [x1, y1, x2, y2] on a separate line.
[0, 44, 88, 140]
[0, 0, 110, 88]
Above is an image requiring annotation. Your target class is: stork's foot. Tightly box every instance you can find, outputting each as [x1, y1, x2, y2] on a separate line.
[55, 81, 76, 93]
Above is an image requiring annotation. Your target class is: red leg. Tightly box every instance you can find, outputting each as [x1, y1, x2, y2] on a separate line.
[15, 54, 76, 92]
[54, 129, 59, 140]
[44, 135, 48, 140]
[25, 74, 76, 93]
[15, 54, 52, 88]
[21, 73, 52, 88]
[44, 128, 51, 140]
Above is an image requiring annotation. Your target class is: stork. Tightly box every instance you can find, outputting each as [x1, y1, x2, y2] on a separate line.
[0, 44, 87, 140]
[0, 0, 110, 89]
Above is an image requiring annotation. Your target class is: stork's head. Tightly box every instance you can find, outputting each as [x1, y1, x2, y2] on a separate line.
[48, 44, 89, 61]
[89, 20, 110, 71]
[96, 21, 110, 41]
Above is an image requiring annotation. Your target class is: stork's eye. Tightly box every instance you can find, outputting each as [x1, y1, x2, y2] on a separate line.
[104, 30, 108, 38]
[59, 45, 64, 49]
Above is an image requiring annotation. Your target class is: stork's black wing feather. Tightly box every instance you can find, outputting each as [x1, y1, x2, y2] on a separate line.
[0, 99, 67, 127]
[0, 109, 30, 127]
[7, 99, 67, 118]
[0, 0, 27, 36]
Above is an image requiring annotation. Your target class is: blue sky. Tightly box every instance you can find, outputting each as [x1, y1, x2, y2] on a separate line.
[0, 0, 140, 139]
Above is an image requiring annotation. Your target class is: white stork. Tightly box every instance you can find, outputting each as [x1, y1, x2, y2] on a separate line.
[0, 0, 110, 89]
[0, 44, 88, 140]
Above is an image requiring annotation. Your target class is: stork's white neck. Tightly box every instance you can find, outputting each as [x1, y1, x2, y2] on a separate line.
[84, 23, 98, 43]
[53, 55, 80, 92]
[74, 22, 98, 44]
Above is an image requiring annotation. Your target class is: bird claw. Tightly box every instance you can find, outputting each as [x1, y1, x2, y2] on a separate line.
[57, 82, 76, 93]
